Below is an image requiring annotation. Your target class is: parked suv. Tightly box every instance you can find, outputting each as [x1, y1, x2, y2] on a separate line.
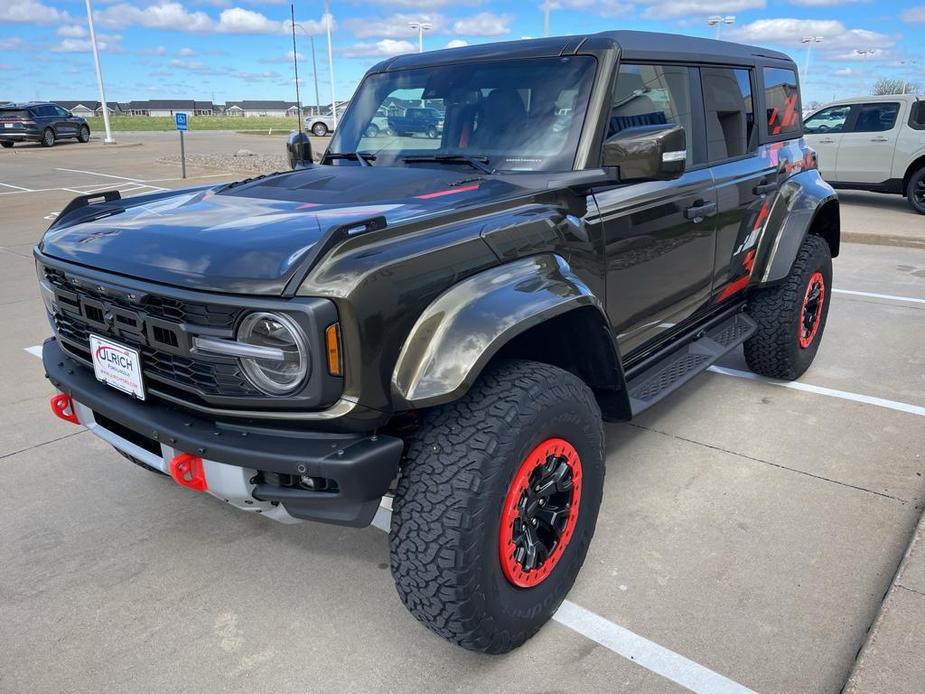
[0, 102, 91, 148]
[804, 94, 925, 214]
[387, 106, 444, 138]
[36, 32, 838, 654]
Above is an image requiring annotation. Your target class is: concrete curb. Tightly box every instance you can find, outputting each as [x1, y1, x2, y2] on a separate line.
[841, 232, 925, 250]
[844, 506, 925, 693]
[1, 141, 143, 153]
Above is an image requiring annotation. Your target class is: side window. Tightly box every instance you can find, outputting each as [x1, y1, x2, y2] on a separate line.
[911, 101, 925, 130]
[763, 67, 801, 136]
[609, 63, 700, 165]
[803, 105, 851, 134]
[701, 67, 756, 161]
[55, 106, 71, 117]
[850, 102, 899, 132]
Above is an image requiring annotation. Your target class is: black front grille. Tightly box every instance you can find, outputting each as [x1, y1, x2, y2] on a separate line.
[48, 272, 260, 399]
[44, 267, 239, 328]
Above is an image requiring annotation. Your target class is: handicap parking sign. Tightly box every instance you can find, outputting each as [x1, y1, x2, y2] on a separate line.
[175, 112, 188, 131]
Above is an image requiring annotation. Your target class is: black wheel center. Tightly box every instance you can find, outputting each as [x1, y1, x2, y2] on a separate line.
[510, 454, 574, 572]
[802, 282, 822, 334]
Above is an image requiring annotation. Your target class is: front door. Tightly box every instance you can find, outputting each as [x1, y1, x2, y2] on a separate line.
[835, 101, 902, 184]
[803, 104, 852, 181]
[596, 63, 716, 356]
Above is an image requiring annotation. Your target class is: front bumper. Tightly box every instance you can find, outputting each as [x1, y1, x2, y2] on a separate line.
[44, 338, 403, 527]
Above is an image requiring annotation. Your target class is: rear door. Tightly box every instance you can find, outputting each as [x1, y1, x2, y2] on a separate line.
[700, 65, 772, 302]
[53, 106, 76, 137]
[595, 62, 717, 355]
[803, 104, 853, 181]
[835, 101, 903, 183]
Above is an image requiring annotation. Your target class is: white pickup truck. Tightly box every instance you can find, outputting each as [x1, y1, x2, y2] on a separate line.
[803, 94, 925, 214]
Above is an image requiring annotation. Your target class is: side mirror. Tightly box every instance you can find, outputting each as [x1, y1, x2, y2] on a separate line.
[286, 130, 313, 169]
[602, 124, 686, 181]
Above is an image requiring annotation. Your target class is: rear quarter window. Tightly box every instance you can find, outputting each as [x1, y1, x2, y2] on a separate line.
[910, 101, 925, 130]
[763, 67, 801, 137]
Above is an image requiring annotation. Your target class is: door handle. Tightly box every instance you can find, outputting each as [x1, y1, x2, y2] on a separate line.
[753, 181, 778, 196]
[684, 201, 717, 221]
[818, 138, 835, 144]
[870, 137, 889, 143]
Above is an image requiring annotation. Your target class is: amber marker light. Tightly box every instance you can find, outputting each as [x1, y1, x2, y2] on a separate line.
[325, 323, 343, 376]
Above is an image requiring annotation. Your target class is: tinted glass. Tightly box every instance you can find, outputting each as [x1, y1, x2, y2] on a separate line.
[763, 67, 801, 136]
[332, 56, 597, 172]
[911, 101, 925, 130]
[803, 105, 851, 134]
[851, 102, 899, 132]
[610, 63, 699, 165]
[701, 67, 756, 161]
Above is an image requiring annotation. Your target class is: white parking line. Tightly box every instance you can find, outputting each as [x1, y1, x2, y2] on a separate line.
[25, 345, 43, 359]
[0, 181, 33, 191]
[833, 288, 925, 305]
[55, 167, 146, 183]
[554, 601, 755, 694]
[708, 366, 925, 417]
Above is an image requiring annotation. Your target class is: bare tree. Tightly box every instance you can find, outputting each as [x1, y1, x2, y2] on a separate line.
[871, 78, 920, 95]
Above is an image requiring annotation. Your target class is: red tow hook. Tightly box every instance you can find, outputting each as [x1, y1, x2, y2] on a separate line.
[50, 393, 80, 425]
[169, 453, 208, 492]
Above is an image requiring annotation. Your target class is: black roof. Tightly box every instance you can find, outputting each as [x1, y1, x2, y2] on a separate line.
[377, 30, 793, 72]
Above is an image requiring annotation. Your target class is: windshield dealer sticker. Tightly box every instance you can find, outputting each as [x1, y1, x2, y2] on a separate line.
[90, 335, 145, 400]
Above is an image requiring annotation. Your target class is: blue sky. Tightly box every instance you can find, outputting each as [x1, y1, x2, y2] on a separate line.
[1, 0, 923, 107]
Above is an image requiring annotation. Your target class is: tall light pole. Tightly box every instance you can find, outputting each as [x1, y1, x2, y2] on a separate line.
[408, 21, 432, 53]
[286, 20, 322, 118]
[84, 0, 114, 143]
[289, 5, 302, 134]
[899, 59, 918, 94]
[323, 0, 336, 128]
[801, 36, 823, 84]
[542, 0, 553, 37]
[856, 48, 876, 93]
[707, 15, 735, 39]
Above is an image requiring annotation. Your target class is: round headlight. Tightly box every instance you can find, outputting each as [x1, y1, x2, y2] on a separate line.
[236, 312, 310, 395]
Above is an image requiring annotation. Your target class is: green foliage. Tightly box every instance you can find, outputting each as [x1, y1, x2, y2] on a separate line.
[84, 116, 301, 132]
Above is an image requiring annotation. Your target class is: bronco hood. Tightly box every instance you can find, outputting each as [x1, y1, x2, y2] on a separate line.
[39, 166, 527, 294]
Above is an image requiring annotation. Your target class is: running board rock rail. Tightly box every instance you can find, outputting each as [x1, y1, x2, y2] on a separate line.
[626, 312, 757, 416]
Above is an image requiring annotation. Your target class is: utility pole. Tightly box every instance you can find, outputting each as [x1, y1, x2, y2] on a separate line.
[408, 21, 432, 53]
[310, 36, 320, 116]
[707, 15, 735, 39]
[85, 0, 114, 143]
[289, 4, 303, 134]
[324, 0, 336, 129]
[801, 36, 823, 85]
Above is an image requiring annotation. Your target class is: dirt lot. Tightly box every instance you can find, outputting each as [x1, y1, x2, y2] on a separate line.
[1, 132, 924, 693]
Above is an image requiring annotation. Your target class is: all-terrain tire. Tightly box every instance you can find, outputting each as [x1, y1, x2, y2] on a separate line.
[389, 359, 605, 654]
[907, 167, 925, 215]
[744, 234, 832, 380]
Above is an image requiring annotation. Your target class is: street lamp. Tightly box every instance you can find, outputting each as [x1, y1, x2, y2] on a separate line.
[323, 0, 336, 129]
[707, 15, 735, 39]
[899, 60, 918, 94]
[408, 21, 433, 53]
[84, 0, 114, 143]
[801, 36, 823, 84]
[856, 49, 876, 93]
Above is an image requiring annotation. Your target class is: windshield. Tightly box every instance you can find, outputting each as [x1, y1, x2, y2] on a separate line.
[329, 56, 597, 173]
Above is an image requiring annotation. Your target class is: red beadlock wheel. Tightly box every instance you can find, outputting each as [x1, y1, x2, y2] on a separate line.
[499, 437, 582, 588]
[798, 271, 825, 349]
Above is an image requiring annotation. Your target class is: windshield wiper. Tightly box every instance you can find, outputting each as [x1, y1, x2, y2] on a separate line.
[401, 154, 494, 175]
[324, 151, 376, 167]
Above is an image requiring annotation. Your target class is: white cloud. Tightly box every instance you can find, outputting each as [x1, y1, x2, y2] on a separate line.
[638, 0, 765, 19]
[544, 0, 633, 17]
[445, 39, 468, 48]
[901, 5, 925, 23]
[365, 0, 482, 6]
[0, 37, 25, 50]
[57, 25, 88, 38]
[342, 39, 416, 57]
[259, 50, 304, 63]
[0, 0, 70, 24]
[788, 0, 863, 4]
[343, 13, 446, 39]
[834, 67, 860, 76]
[177, 47, 197, 56]
[139, 45, 168, 55]
[95, 2, 326, 35]
[452, 12, 512, 36]
[53, 34, 123, 53]
[728, 18, 894, 54]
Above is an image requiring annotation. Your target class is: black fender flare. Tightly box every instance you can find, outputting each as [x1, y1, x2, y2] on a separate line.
[759, 169, 839, 285]
[391, 254, 627, 412]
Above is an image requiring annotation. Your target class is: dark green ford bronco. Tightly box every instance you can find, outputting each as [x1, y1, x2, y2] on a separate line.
[37, 31, 838, 653]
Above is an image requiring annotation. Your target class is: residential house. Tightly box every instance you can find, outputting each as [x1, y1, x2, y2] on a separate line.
[224, 100, 300, 117]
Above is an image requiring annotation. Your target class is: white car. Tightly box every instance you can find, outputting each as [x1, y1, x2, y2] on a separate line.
[803, 94, 925, 214]
[304, 115, 336, 137]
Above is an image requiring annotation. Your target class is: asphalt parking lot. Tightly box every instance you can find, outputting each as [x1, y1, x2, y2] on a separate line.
[1, 133, 924, 693]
